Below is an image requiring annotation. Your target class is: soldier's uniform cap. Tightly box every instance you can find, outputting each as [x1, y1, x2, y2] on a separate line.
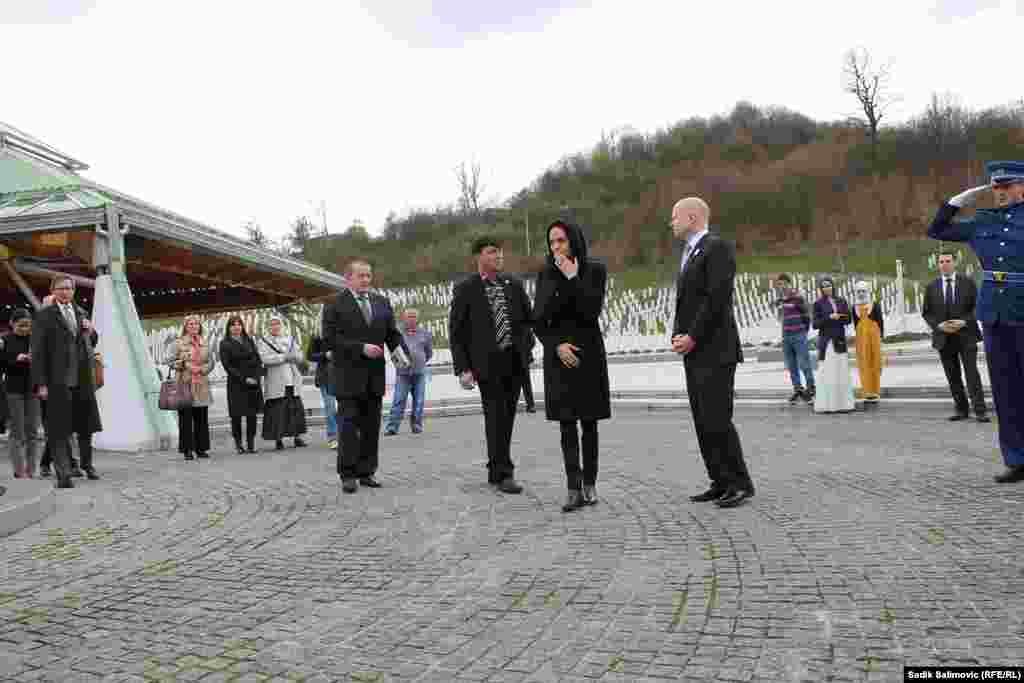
[986, 160, 1024, 186]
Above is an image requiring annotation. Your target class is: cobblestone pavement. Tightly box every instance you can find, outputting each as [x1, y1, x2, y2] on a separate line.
[1, 403, 1022, 682]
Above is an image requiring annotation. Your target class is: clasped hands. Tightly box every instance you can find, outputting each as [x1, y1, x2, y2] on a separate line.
[671, 334, 695, 355]
[939, 319, 966, 334]
[557, 342, 581, 368]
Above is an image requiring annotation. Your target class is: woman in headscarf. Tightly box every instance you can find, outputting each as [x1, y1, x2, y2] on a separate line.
[219, 315, 264, 454]
[533, 220, 610, 512]
[851, 280, 884, 402]
[812, 278, 855, 413]
[170, 315, 215, 460]
[258, 314, 308, 450]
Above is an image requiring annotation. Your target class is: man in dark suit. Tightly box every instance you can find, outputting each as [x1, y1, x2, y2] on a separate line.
[449, 236, 533, 494]
[670, 197, 754, 508]
[922, 252, 988, 422]
[322, 259, 407, 493]
[31, 276, 103, 488]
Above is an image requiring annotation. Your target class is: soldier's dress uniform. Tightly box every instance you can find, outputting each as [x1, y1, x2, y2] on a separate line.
[929, 161, 1024, 476]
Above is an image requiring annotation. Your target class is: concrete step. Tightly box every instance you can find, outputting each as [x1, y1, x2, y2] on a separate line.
[0, 479, 56, 538]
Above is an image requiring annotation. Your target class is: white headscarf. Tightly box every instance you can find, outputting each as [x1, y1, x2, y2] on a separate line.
[854, 281, 872, 305]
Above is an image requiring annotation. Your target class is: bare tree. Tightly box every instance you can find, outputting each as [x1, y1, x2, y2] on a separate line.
[287, 215, 316, 256]
[843, 48, 897, 159]
[242, 220, 268, 247]
[455, 161, 485, 215]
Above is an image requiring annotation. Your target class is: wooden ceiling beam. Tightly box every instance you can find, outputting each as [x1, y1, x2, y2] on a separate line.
[124, 258, 301, 298]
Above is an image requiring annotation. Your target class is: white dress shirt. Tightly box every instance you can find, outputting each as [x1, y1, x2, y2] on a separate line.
[679, 227, 709, 272]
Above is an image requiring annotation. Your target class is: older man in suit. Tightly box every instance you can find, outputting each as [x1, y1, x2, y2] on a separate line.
[449, 236, 533, 494]
[671, 197, 754, 508]
[322, 259, 407, 493]
[922, 252, 988, 422]
[31, 276, 103, 488]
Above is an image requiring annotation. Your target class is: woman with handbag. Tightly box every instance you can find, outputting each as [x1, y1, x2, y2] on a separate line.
[170, 315, 215, 460]
[259, 315, 308, 451]
[219, 315, 264, 454]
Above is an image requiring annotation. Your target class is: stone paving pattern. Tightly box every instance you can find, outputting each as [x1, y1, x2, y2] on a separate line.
[1, 403, 1023, 682]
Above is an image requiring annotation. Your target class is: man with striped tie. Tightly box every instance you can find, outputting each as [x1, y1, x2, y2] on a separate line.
[449, 236, 534, 493]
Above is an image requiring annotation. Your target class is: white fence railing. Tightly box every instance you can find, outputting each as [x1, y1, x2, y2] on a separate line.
[145, 272, 928, 381]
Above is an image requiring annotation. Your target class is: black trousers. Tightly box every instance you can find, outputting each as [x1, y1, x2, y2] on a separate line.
[38, 399, 78, 470]
[338, 394, 382, 479]
[477, 349, 524, 483]
[231, 414, 258, 447]
[47, 388, 94, 477]
[521, 366, 535, 409]
[177, 406, 210, 454]
[684, 361, 753, 492]
[561, 419, 598, 489]
[939, 337, 986, 416]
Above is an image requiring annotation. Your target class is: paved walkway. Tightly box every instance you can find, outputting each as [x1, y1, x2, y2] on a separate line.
[2, 402, 1022, 682]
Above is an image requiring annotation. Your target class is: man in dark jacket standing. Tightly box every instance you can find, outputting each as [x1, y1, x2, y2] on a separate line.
[671, 197, 754, 508]
[449, 236, 533, 494]
[921, 252, 988, 422]
[31, 276, 103, 488]
[322, 259, 406, 493]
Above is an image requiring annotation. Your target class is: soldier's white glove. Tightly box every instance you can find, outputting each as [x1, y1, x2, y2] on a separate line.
[948, 185, 989, 208]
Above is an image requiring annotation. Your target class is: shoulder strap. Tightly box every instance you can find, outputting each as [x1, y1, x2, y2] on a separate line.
[261, 336, 283, 355]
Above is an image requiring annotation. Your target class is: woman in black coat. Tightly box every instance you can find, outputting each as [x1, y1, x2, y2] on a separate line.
[219, 315, 264, 454]
[533, 220, 610, 512]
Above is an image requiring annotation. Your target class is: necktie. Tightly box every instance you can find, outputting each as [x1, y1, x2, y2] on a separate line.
[681, 243, 693, 272]
[62, 304, 76, 332]
[357, 294, 372, 325]
[487, 280, 511, 347]
[944, 278, 954, 313]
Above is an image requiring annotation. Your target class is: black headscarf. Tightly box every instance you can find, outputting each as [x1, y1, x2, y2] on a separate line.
[543, 220, 589, 272]
[534, 220, 591, 323]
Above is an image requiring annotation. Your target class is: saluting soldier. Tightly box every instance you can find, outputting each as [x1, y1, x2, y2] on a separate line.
[928, 161, 1024, 483]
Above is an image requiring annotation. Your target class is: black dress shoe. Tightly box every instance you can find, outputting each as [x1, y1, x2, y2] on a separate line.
[994, 467, 1024, 484]
[497, 478, 523, 494]
[235, 442, 246, 455]
[294, 438, 307, 448]
[39, 466, 52, 478]
[183, 452, 194, 461]
[275, 440, 285, 451]
[358, 475, 382, 488]
[948, 413, 970, 421]
[246, 442, 257, 454]
[56, 477, 74, 489]
[196, 451, 210, 459]
[84, 467, 100, 481]
[715, 488, 754, 508]
[341, 478, 358, 493]
[690, 488, 727, 503]
[976, 415, 991, 423]
[582, 484, 598, 505]
[562, 490, 585, 512]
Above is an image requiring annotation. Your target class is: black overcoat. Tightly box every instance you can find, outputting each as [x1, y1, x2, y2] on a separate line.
[30, 303, 102, 439]
[219, 335, 264, 417]
[533, 221, 611, 422]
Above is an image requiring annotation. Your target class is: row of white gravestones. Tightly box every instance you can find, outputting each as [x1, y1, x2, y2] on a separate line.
[143, 272, 925, 377]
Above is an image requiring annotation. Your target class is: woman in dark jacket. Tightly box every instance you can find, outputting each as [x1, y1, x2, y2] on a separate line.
[812, 277, 855, 413]
[533, 220, 611, 512]
[2, 309, 39, 477]
[219, 315, 264, 454]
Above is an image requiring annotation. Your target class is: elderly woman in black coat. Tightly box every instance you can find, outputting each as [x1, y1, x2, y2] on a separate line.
[533, 220, 611, 512]
[219, 315, 264, 454]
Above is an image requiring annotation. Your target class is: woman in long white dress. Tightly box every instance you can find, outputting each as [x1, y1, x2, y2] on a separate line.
[812, 278, 856, 413]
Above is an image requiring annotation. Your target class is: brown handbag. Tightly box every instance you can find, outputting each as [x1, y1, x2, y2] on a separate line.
[158, 379, 193, 411]
[94, 357, 105, 389]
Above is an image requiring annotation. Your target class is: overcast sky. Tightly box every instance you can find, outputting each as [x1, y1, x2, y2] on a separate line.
[1, 0, 1019, 242]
